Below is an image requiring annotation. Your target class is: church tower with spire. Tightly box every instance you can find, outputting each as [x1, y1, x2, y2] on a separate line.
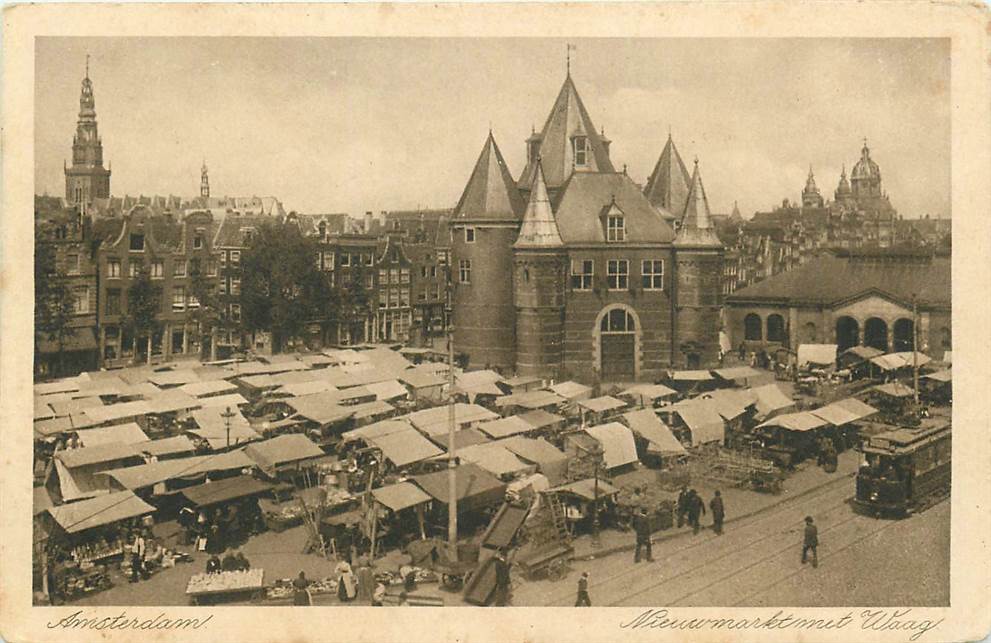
[513, 161, 567, 378]
[672, 160, 725, 368]
[65, 56, 111, 210]
[450, 132, 527, 371]
[200, 161, 210, 198]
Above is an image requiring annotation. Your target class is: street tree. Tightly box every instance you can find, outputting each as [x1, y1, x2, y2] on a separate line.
[188, 259, 223, 360]
[34, 239, 76, 378]
[240, 222, 332, 353]
[338, 265, 371, 344]
[124, 265, 163, 364]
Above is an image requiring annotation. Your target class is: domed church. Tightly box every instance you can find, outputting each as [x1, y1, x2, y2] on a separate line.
[449, 71, 724, 383]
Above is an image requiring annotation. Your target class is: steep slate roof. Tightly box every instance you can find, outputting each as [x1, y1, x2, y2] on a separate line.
[212, 214, 273, 248]
[552, 172, 675, 244]
[453, 133, 526, 222]
[514, 162, 563, 249]
[674, 161, 722, 247]
[728, 252, 951, 307]
[518, 75, 616, 190]
[643, 134, 691, 219]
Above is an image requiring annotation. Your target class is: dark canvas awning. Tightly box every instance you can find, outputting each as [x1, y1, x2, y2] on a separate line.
[411, 464, 506, 513]
[179, 475, 273, 507]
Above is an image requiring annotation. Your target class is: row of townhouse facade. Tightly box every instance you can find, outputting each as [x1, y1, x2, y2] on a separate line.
[34, 201, 452, 378]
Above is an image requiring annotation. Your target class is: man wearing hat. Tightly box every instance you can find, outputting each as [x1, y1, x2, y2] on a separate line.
[633, 508, 654, 563]
[802, 516, 819, 567]
[575, 572, 591, 606]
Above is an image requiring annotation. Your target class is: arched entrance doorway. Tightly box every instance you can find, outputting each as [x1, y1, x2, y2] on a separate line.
[864, 317, 889, 352]
[597, 306, 637, 381]
[892, 318, 914, 352]
[835, 316, 859, 352]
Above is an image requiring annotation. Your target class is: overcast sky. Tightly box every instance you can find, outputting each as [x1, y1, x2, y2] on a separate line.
[36, 37, 950, 218]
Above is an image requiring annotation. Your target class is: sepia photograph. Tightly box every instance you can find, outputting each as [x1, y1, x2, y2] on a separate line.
[3, 4, 990, 642]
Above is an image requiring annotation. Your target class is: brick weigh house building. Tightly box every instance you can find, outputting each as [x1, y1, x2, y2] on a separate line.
[450, 72, 725, 383]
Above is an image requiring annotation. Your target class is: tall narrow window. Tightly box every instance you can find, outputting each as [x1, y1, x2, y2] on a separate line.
[107, 259, 121, 278]
[66, 254, 80, 275]
[173, 260, 187, 278]
[72, 287, 89, 314]
[607, 259, 629, 290]
[465, 227, 476, 243]
[641, 260, 664, 290]
[570, 259, 594, 290]
[607, 215, 625, 242]
[151, 261, 164, 279]
[172, 287, 186, 312]
[573, 136, 588, 167]
[459, 259, 471, 284]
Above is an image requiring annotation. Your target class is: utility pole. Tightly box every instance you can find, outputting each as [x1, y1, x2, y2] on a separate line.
[221, 406, 235, 449]
[912, 294, 920, 405]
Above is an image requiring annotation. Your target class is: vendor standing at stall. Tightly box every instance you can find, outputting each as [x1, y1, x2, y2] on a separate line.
[292, 571, 312, 606]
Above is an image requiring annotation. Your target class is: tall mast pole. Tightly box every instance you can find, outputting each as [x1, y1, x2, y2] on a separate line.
[912, 294, 920, 405]
[446, 275, 458, 547]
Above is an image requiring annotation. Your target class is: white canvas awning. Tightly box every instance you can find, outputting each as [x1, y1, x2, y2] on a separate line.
[584, 422, 639, 469]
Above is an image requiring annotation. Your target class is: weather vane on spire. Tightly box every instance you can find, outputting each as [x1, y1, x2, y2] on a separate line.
[85, 54, 90, 78]
[566, 43, 576, 76]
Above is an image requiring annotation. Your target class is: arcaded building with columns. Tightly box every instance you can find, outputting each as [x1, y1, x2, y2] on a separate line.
[450, 72, 725, 383]
[725, 249, 951, 358]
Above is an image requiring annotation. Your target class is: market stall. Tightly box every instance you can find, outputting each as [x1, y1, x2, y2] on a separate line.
[754, 411, 830, 468]
[178, 475, 273, 550]
[411, 464, 507, 537]
[621, 409, 687, 466]
[244, 434, 327, 483]
[497, 436, 569, 485]
[549, 478, 620, 533]
[617, 383, 678, 409]
[371, 481, 433, 547]
[583, 422, 639, 472]
[576, 396, 627, 425]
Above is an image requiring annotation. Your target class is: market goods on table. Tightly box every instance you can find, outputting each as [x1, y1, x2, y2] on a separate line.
[186, 568, 264, 595]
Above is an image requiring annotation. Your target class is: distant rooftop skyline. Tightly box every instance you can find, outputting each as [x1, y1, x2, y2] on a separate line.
[35, 37, 950, 218]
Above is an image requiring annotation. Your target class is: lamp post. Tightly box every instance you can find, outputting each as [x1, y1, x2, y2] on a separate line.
[912, 294, 920, 405]
[220, 406, 235, 449]
[572, 439, 604, 548]
[445, 282, 458, 549]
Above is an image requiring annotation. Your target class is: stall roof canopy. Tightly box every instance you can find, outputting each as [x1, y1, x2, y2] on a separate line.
[240, 374, 278, 389]
[75, 423, 149, 447]
[548, 381, 592, 400]
[502, 375, 543, 389]
[81, 400, 153, 426]
[136, 435, 196, 457]
[519, 409, 566, 430]
[188, 425, 262, 450]
[47, 490, 155, 534]
[622, 409, 686, 455]
[398, 369, 446, 389]
[349, 399, 395, 420]
[551, 478, 620, 501]
[342, 419, 414, 443]
[872, 382, 916, 398]
[55, 442, 140, 468]
[367, 428, 444, 467]
[408, 403, 498, 437]
[871, 352, 932, 371]
[835, 397, 879, 420]
[455, 443, 531, 477]
[711, 366, 763, 381]
[669, 370, 714, 381]
[35, 398, 55, 421]
[758, 411, 828, 432]
[943, 351, 952, 364]
[35, 380, 80, 396]
[148, 370, 201, 387]
[100, 450, 254, 490]
[49, 396, 105, 418]
[34, 416, 74, 438]
[286, 393, 355, 425]
[578, 396, 626, 413]
[669, 402, 725, 445]
[924, 369, 952, 383]
[412, 464, 506, 510]
[275, 380, 338, 398]
[429, 427, 491, 452]
[809, 402, 860, 426]
[498, 436, 567, 465]
[244, 434, 325, 470]
[146, 390, 202, 415]
[495, 390, 565, 410]
[178, 380, 238, 398]
[372, 482, 433, 512]
[456, 369, 505, 389]
[619, 383, 678, 401]
[365, 379, 410, 401]
[751, 383, 795, 417]
[798, 344, 838, 367]
[197, 393, 250, 409]
[841, 345, 884, 361]
[585, 422, 639, 469]
[180, 475, 273, 507]
[476, 415, 533, 439]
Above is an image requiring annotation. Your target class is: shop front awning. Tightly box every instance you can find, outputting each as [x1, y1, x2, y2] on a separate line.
[372, 482, 433, 512]
[179, 474, 273, 508]
[584, 422, 639, 469]
[47, 490, 155, 534]
[37, 328, 98, 354]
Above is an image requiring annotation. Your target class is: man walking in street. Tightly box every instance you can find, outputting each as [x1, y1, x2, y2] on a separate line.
[802, 516, 819, 568]
[575, 572, 591, 606]
[633, 508, 654, 563]
[710, 490, 725, 535]
[676, 485, 690, 528]
[688, 489, 706, 534]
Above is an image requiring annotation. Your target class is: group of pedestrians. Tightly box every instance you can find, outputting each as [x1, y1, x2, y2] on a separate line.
[676, 486, 724, 535]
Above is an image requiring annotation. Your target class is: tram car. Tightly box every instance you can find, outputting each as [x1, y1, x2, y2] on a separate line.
[854, 421, 951, 517]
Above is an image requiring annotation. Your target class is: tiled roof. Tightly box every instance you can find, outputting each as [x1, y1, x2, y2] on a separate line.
[514, 162, 563, 249]
[212, 214, 274, 248]
[643, 134, 690, 219]
[518, 75, 616, 190]
[454, 132, 525, 221]
[727, 251, 950, 307]
[552, 172, 675, 244]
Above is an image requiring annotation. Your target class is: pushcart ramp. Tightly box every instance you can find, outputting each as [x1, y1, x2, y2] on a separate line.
[462, 555, 498, 605]
[480, 502, 529, 551]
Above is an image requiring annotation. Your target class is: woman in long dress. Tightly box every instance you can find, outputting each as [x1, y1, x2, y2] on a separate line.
[336, 561, 357, 603]
[292, 571, 311, 606]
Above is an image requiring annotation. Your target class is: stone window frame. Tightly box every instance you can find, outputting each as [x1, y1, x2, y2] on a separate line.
[641, 259, 664, 290]
[570, 259, 593, 291]
[607, 215, 626, 242]
[458, 259, 471, 284]
[606, 259, 629, 290]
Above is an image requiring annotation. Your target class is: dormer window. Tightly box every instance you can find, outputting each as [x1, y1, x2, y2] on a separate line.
[573, 136, 589, 167]
[607, 215, 625, 242]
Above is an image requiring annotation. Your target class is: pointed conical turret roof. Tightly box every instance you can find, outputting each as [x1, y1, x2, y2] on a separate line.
[454, 132, 526, 221]
[730, 200, 742, 221]
[514, 161, 563, 249]
[643, 133, 691, 218]
[836, 164, 852, 194]
[518, 74, 615, 192]
[675, 160, 722, 247]
[804, 165, 820, 194]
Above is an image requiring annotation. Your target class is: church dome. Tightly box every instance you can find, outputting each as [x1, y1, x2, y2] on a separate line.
[851, 140, 880, 181]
